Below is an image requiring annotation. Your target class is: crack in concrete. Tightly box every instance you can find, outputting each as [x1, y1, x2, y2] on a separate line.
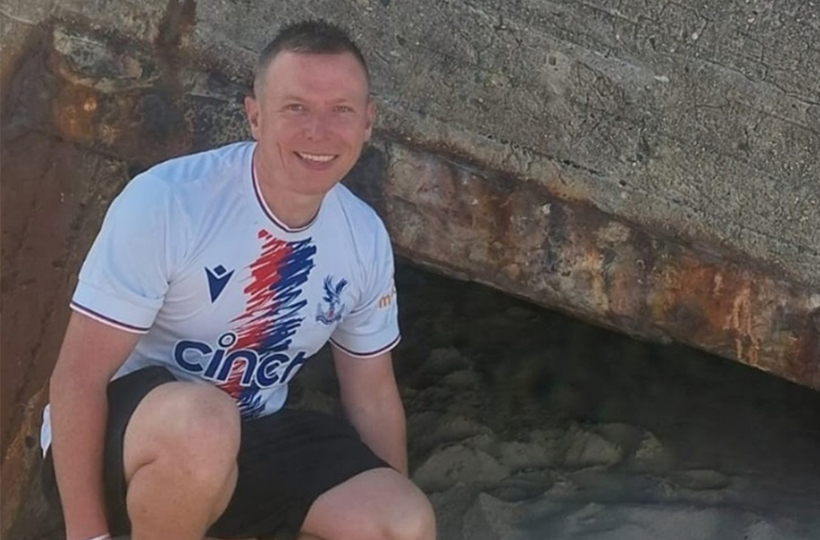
[752, 107, 819, 135]
[557, 156, 605, 177]
[0, 7, 38, 26]
[526, 1, 818, 109]
[653, 47, 820, 113]
[578, 0, 640, 25]
[372, 49, 392, 68]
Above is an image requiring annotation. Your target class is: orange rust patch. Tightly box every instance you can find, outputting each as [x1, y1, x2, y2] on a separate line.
[725, 284, 763, 368]
[647, 248, 810, 376]
[82, 96, 97, 112]
[51, 84, 99, 143]
[654, 254, 746, 347]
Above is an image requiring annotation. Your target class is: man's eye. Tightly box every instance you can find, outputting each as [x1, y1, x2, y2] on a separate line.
[334, 105, 355, 113]
[285, 103, 305, 112]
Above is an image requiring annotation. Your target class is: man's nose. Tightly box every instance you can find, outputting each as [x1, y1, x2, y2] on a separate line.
[303, 111, 330, 140]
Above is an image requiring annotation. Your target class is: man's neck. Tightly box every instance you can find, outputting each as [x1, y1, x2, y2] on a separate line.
[257, 177, 323, 229]
[253, 156, 323, 230]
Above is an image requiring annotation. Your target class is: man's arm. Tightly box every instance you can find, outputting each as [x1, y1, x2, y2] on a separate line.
[331, 347, 408, 475]
[49, 312, 141, 540]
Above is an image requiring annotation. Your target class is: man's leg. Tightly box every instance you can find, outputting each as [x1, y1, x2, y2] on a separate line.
[300, 468, 436, 540]
[121, 382, 241, 540]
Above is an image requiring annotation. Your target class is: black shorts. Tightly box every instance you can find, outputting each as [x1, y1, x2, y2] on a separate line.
[42, 366, 391, 540]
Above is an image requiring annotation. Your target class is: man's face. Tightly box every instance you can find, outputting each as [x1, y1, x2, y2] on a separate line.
[245, 51, 374, 198]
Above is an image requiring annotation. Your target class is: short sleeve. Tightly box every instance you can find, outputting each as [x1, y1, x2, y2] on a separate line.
[330, 221, 400, 358]
[71, 174, 180, 333]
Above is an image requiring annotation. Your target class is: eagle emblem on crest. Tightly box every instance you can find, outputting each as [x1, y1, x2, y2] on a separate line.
[316, 276, 348, 325]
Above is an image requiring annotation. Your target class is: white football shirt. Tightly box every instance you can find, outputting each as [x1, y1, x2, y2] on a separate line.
[41, 141, 400, 452]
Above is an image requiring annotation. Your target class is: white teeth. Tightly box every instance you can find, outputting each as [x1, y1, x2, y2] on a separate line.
[297, 152, 336, 163]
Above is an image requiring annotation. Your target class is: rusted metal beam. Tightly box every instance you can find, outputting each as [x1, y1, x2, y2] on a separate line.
[349, 144, 820, 390]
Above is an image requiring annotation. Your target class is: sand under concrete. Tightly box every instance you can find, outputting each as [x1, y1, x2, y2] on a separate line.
[294, 261, 820, 540]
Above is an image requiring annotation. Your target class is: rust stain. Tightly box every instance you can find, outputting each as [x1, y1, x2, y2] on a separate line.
[581, 248, 609, 312]
[542, 200, 568, 274]
[51, 83, 99, 143]
[794, 309, 820, 384]
[654, 256, 719, 338]
[725, 284, 762, 368]
[152, 0, 198, 97]
[82, 96, 98, 113]
[713, 272, 724, 296]
[0, 24, 46, 108]
[1, 388, 49, 540]
[156, 0, 198, 51]
[601, 232, 817, 385]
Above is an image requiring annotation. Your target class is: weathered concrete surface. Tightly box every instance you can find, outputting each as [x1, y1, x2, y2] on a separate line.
[0, 131, 132, 539]
[1, 0, 818, 537]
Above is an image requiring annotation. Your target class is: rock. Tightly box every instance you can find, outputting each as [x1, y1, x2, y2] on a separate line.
[592, 423, 672, 472]
[462, 493, 522, 540]
[409, 413, 492, 456]
[632, 431, 673, 472]
[413, 445, 510, 493]
[408, 385, 455, 412]
[562, 427, 624, 469]
[424, 347, 469, 376]
[483, 475, 551, 503]
[743, 518, 804, 540]
[428, 483, 479, 540]
[498, 441, 553, 472]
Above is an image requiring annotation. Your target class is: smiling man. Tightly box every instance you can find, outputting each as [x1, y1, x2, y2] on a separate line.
[41, 20, 436, 540]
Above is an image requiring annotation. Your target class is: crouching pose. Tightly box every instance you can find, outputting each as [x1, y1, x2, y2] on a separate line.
[42, 19, 436, 540]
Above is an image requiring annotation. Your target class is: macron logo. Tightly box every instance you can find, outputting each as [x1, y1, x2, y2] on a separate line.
[205, 265, 234, 303]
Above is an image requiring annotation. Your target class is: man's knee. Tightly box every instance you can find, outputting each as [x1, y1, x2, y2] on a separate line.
[304, 468, 436, 540]
[382, 484, 436, 540]
[124, 382, 241, 485]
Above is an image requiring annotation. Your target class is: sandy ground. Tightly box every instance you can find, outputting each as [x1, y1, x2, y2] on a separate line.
[294, 261, 820, 540]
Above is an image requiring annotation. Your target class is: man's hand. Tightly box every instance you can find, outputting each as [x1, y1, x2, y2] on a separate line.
[49, 312, 141, 540]
[331, 347, 408, 475]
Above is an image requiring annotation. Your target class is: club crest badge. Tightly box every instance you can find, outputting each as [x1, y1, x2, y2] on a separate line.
[316, 276, 348, 325]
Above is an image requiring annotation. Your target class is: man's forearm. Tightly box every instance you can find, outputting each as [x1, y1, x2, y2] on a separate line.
[343, 385, 408, 475]
[50, 367, 111, 540]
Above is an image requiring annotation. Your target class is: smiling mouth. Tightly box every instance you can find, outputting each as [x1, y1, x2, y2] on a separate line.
[295, 152, 338, 164]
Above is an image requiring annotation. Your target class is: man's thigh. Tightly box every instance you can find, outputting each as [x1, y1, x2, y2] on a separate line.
[301, 468, 436, 540]
[209, 409, 391, 540]
[41, 366, 180, 536]
[121, 373, 241, 534]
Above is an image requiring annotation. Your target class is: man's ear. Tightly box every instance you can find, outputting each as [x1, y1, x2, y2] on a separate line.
[244, 95, 261, 140]
[364, 98, 376, 142]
